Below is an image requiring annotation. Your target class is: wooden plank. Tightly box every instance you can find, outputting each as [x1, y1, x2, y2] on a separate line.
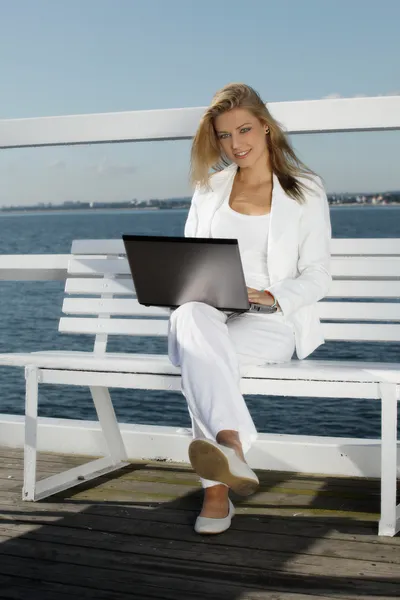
[2, 555, 392, 600]
[0, 448, 391, 495]
[50, 477, 384, 513]
[0, 489, 380, 522]
[2, 510, 399, 564]
[0, 466, 390, 509]
[0, 575, 135, 600]
[0, 532, 399, 582]
[0, 497, 393, 544]
[0, 580, 350, 600]
[0, 464, 386, 497]
[0, 555, 231, 600]
[0, 467, 388, 512]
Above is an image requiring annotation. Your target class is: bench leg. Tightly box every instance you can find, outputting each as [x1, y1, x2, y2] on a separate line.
[22, 373, 129, 501]
[379, 382, 399, 536]
[89, 386, 128, 464]
[23, 366, 39, 500]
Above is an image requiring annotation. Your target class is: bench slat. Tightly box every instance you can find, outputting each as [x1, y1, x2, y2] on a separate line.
[71, 238, 400, 257]
[65, 277, 135, 295]
[0, 351, 398, 384]
[327, 280, 400, 297]
[62, 298, 166, 316]
[330, 239, 400, 256]
[64, 277, 400, 298]
[322, 322, 400, 341]
[1, 351, 397, 384]
[318, 302, 400, 321]
[68, 258, 131, 276]
[67, 256, 400, 278]
[59, 317, 169, 336]
[331, 257, 400, 278]
[62, 297, 400, 321]
[59, 317, 400, 341]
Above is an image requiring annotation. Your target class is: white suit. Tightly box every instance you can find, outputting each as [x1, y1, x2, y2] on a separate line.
[168, 164, 332, 487]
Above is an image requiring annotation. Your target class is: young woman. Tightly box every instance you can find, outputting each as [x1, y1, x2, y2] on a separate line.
[168, 83, 332, 534]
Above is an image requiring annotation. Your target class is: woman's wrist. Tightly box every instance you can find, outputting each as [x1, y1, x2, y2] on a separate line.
[262, 289, 280, 310]
[262, 289, 275, 304]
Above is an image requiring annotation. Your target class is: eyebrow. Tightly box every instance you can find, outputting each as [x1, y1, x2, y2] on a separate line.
[216, 122, 252, 134]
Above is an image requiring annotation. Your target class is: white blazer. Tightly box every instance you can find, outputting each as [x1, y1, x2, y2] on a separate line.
[183, 163, 332, 360]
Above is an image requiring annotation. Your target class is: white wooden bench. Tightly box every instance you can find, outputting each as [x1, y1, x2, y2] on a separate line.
[0, 237, 399, 536]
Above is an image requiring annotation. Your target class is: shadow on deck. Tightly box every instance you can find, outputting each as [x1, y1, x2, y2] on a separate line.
[0, 447, 399, 599]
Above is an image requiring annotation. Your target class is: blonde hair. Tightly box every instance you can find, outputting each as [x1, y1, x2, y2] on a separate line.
[190, 82, 318, 203]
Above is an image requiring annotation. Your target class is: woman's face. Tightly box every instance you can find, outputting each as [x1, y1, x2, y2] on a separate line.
[214, 107, 268, 168]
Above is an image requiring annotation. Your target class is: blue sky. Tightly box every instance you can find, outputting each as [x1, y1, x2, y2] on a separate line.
[0, 0, 399, 206]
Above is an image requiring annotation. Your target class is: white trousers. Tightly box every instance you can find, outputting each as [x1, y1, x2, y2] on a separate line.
[168, 302, 295, 487]
[168, 301, 295, 489]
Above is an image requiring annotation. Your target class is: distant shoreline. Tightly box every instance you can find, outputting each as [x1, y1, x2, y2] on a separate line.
[1, 203, 399, 217]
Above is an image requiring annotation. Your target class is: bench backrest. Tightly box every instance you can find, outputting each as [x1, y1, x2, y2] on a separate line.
[62, 238, 400, 353]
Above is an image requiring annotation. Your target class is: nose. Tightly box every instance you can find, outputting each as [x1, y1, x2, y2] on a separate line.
[230, 132, 241, 151]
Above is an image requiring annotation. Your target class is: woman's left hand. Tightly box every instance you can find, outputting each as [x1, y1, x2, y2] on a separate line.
[247, 287, 277, 307]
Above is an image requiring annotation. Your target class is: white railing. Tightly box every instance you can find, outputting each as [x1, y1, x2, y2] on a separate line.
[1, 96, 400, 149]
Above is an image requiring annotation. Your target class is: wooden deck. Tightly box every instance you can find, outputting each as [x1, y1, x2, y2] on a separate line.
[0, 447, 399, 599]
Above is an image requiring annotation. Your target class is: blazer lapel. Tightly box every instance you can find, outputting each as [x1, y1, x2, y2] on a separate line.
[268, 173, 301, 246]
[197, 164, 237, 237]
[267, 173, 302, 282]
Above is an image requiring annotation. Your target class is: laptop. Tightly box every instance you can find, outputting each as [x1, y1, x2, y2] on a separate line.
[122, 235, 276, 314]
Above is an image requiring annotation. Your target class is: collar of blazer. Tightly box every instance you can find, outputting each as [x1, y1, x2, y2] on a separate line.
[195, 163, 302, 246]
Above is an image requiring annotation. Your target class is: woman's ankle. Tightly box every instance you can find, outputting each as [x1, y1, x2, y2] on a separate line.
[203, 483, 228, 498]
[200, 486, 230, 518]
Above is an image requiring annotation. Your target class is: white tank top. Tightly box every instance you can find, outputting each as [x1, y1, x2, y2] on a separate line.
[210, 194, 271, 291]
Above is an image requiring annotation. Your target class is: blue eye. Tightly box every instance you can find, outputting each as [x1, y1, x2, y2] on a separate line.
[218, 127, 251, 139]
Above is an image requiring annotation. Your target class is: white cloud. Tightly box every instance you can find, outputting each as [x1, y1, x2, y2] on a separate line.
[322, 91, 399, 100]
[48, 159, 66, 170]
[89, 158, 137, 177]
[322, 93, 342, 99]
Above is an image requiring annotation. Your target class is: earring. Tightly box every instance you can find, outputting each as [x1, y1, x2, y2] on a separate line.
[265, 127, 270, 134]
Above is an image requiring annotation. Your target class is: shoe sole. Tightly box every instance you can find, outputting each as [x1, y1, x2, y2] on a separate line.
[189, 440, 259, 496]
[194, 523, 231, 535]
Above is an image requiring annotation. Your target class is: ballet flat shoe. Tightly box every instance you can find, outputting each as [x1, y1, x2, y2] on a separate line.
[194, 498, 235, 534]
[188, 439, 259, 496]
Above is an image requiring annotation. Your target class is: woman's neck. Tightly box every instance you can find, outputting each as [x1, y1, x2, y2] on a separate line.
[236, 153, 273, 186]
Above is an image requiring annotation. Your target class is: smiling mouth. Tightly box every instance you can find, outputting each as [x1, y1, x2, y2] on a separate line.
[234, 149, 251, 159]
